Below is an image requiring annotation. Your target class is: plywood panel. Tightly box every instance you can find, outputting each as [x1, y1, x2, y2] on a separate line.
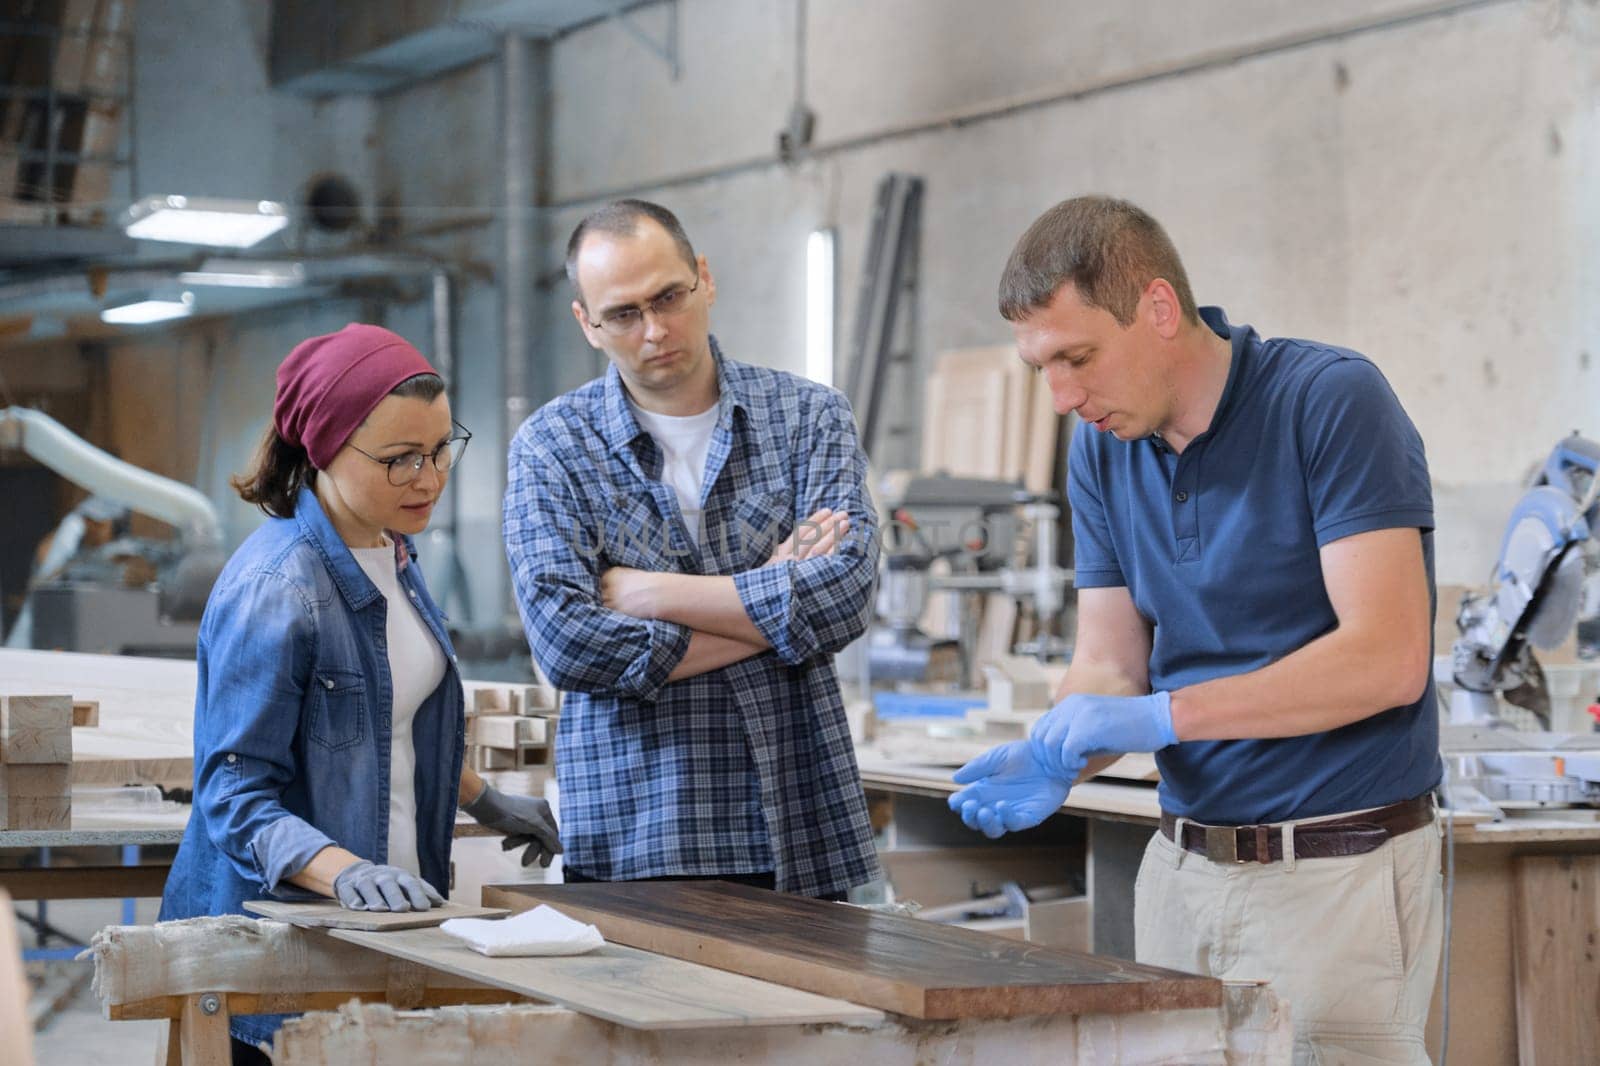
[921, 347, 1031, 481]
[330, 926, 885, 1031]
[485, 881, 1219, 1019]
[244, 899, 509, 931]
[1512, 854, 1600, 1065]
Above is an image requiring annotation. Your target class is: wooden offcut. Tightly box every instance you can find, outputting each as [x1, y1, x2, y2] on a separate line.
[243, 899, 508, 931]
[331, 925, 883, 1030]
[485, 881, 1221, 1019]
[1512, 854, 1600, 1065]
[0, 694, 73, 763]
[0, 763, 72, 830]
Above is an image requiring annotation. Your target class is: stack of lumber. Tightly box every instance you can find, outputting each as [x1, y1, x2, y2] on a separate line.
[0, 0, 137, 223]
[0, 694, 72, 829]
[463, 682, 559, 773]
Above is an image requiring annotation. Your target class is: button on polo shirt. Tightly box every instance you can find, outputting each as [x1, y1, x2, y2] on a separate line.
[1067, 307, 1441, 824]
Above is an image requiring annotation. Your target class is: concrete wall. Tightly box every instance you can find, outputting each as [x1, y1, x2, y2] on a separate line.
[77, 0, 1600, 626]
[531, 0, 1600, 583]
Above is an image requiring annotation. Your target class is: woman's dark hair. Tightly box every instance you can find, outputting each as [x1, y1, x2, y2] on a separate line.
[232, 372, 446, 518]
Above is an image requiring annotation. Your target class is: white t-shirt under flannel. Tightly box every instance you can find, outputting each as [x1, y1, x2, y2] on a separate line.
[627, 397, 719, 546]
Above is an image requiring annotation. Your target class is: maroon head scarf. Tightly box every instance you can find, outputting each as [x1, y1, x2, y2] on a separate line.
[273, 323, 438, 469]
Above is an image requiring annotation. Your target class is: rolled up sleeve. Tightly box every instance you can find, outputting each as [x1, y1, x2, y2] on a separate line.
[734, 392, 880, 664]
[505, 430, 692, 701]
[194, 571, 336, 895]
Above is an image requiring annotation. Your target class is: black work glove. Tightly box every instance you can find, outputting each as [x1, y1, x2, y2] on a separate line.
[463, 783, 563, 868]
[332, 860, 445, 911]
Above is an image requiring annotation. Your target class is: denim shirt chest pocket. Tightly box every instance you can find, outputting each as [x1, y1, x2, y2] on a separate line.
[308, 667, 368, 751]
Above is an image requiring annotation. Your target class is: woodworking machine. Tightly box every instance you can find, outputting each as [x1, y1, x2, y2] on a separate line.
[1444, 433, 1600, 811]
[868, 474, 1072, 686]
[1, 406, 223, 655]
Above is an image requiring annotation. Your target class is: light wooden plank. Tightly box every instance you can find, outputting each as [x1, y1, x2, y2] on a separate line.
[1512, 854, 1600, 1065]
[243, 899, 508, 931]
[487, 882, 1220, 1019]
[329, 926, 884, 1031]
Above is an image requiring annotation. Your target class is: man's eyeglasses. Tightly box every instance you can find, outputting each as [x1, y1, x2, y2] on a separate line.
[347, 422, 472, 486]
[588, 279, 699, 336]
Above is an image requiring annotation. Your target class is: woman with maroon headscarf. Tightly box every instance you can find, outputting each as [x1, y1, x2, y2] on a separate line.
[159, 324, 560, 1063]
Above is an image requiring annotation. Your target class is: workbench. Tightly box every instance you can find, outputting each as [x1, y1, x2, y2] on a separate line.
[856, 747, 1600, 1066]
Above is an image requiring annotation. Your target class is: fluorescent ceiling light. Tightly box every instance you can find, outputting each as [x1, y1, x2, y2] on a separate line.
[806, 228, 835, 387]
[101, 291, 195, 325]
[122, 195, 290, 249]
[177, 259, 306, 288]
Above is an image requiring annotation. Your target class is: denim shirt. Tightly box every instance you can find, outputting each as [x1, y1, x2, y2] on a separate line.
[160, 485, 464, 1045]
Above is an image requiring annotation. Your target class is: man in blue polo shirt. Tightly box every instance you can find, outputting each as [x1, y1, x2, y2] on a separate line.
[951, 196, 1442, 1063]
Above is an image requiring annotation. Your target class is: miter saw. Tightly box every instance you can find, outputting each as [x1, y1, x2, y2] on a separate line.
[1446, 433, 1600, 810]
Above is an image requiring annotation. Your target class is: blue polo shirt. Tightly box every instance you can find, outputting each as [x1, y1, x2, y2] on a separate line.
[1069, 306, 1442, 824]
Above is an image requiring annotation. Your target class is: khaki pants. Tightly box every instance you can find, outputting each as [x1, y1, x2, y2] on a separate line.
[1134, 812, 1443, 1065]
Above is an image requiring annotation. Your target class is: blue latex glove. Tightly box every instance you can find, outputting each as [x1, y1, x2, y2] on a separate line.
[332, 860, 445, 912]
[1029, 691, 1177, 779]
[947, 741, 1076, 839]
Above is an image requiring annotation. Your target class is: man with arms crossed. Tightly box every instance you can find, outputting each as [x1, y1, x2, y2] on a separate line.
[953, 196, 1442, 1063]
[504, 199, 878, 900]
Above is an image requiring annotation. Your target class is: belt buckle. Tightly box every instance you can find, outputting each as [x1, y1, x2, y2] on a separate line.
[1204, 825, 1243, 864]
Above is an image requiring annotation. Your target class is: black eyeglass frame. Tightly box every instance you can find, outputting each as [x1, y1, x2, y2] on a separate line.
[346, 421, 473, 486]
[587, 278, 701, 335]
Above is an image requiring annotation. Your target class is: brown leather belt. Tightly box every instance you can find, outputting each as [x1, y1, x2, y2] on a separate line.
[1158, 793, 1435, 864]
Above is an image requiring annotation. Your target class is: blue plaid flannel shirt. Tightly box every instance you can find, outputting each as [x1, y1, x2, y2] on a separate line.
[504, 339, 881, 897]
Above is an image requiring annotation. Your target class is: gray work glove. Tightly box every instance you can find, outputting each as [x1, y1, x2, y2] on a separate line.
[332, 860, 445, 912]
[464, 784, 563, 868]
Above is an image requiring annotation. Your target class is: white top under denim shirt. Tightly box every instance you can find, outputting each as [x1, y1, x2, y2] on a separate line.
[351, 537, 448, 877]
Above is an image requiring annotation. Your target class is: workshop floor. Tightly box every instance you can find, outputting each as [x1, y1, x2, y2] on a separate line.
[21, 897, 164, 1065]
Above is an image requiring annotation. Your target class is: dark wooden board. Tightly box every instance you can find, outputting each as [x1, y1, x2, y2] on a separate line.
[483, 880, 1220, 1019]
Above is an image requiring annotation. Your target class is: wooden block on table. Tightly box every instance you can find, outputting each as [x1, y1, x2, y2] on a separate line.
[471, 715, 545, 748]
[487, 881, 1222, 1019]
[982, 656, 1053, 715]
[71, 700, 99, 728]
[0, 763, 72, 830]
[243, 899, 509, 932]
[470, 688, 511, 716]
[0, 695, 73, 764]
[474, 744, 549, 771]
[513, 685, 559, 716]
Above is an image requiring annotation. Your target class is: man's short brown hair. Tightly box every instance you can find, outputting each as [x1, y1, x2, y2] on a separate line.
[997, 196, 1198, 326]
[565, 199, 697, 310]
